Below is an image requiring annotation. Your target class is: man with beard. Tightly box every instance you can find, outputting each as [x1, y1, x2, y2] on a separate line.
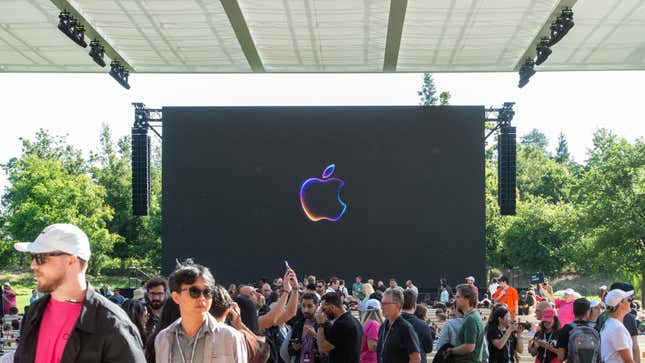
[144, 275, 168, 336]
[315, 292, 363, 363]
[12, 223, 146, 362]
[288, 293, 321, 362]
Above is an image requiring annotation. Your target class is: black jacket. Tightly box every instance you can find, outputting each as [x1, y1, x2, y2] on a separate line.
[14, 286, 146, 363]
[402, 312, 434, 363]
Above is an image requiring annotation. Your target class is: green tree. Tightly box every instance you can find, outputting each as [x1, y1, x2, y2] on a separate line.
[418, 73, 438, 106]
[573, 130, 645, 299]
[501, 197, 579, 275]
[555, 132, 570, 164]
[517, 144, 573, 202]
[1, 133, 120, 273]
[439, 91, 451, 106]
[520, 129, 549, 151]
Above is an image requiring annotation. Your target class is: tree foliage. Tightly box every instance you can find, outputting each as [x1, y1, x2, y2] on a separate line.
[1, 132, 120, 273]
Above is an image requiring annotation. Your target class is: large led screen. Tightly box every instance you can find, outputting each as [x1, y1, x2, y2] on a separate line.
[162, 106, 485, 288]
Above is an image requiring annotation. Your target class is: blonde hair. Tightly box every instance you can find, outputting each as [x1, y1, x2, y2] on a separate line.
[362, 307, 384, 325]
[363, 283, 374, 297]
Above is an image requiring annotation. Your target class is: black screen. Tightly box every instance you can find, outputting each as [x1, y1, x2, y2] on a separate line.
[162, 106, 485, 288]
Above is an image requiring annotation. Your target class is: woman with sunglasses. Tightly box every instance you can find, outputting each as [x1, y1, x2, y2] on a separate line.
[155, 259, 248, 362]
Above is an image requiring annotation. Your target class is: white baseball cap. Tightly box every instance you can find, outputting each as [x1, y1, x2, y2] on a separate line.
[589, 300, 603, 309]
[14, 224, 91, 261]
[365, 299, 381, 310]
[465, 276, 475, 282]
[604, 289, 633, 308]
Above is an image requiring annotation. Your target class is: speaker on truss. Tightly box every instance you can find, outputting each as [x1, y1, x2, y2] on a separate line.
[132, 126, 150, 216]
[498, 125, 516, 215]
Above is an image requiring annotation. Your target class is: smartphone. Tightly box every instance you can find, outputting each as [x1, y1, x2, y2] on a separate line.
[284, 260, 290, 269]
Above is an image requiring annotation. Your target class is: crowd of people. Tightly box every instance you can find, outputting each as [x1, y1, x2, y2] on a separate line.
[0, 223, 643, 363]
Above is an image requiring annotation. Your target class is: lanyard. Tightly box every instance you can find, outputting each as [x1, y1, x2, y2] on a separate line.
[541, 331, 552, 363]
[175, 329, 199, 363]
[380, 318, 396, 358]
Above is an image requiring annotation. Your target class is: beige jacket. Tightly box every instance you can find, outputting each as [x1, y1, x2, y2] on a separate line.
[155, 315, 248, 363]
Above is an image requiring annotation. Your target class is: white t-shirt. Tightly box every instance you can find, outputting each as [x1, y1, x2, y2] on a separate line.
[601, 317, 633, 363]
[488, 283, 499, 296]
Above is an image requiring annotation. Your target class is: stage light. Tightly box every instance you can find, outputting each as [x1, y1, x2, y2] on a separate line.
[535, 38, 552, 65]
[57, 10, 87, 48]
[518, 59, 535, 88]
[89, 40, 106, 67]
[109, 61, 130, 89]
[548, 8, 574, 47]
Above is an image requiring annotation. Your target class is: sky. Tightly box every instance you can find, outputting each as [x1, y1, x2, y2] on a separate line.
[1, 70, 644, 192]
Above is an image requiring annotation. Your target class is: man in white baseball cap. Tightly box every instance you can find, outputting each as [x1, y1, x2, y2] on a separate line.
[12, 223, 145, 362]
[600, 289, 635, 363]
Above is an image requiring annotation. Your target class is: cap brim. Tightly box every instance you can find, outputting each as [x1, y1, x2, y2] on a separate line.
[625, 290, 634, 298]
[14, 242, 54, 254]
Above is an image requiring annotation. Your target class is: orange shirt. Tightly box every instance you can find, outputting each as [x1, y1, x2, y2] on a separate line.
[492, 286, 519, 314]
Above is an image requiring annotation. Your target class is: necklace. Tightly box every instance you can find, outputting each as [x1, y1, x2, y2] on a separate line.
[175, 329, 199, 363]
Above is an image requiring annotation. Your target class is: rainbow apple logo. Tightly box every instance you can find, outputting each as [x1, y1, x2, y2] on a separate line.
[299, 164, 347, 222]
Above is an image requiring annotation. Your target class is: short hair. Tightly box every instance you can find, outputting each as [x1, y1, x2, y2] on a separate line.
[573, 298, 591, 318]
[146, 276, 168, 291]
[499, 276, 509, 283]
[168, 259, 215, 293]
[389, 278, 397, 284]
[210, 285, 232, 318]
[316, 280, 326, 286]
[307, 275, 316, 284]
[369, 291, 383, 302]
[384, 289, 404, 308]
[456, 284, 477, 307]
[301, 292, 320, 305]
[321, 292, 343, 308]
[306, 283, 317, 291]
[414, 304, 427, 320]
[329, 277, 340, 285]
[402, 289, 417, 310]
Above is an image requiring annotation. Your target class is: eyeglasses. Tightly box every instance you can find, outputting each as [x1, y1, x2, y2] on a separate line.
[180, 286, 214, 299]
[31, 252, 71, 265]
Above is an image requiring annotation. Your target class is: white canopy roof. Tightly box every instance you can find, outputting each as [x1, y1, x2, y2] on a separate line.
[1, 0, 644, 73]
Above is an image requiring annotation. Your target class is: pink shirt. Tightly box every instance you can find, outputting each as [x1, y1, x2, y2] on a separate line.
[35, 298, 83, 363]
[360, 320, 380, 363]
[555, 299, 574, 326]
[2, 289, 17, 314]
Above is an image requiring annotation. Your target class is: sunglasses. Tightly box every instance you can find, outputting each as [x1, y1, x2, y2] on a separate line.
[180, 286, 214, 299]
[31, 252, 71, 265]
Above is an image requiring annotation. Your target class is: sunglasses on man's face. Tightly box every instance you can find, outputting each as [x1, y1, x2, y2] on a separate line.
[180, 286, 214, 299]
[31, 252, 71, 265]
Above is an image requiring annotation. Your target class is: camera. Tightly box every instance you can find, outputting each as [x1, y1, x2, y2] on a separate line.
[514, 321, 532, 331]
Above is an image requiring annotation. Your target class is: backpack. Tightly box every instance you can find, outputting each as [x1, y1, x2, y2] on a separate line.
[567, 322, 601, 363]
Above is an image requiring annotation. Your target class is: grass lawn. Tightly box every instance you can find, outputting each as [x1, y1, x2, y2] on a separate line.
[0, 270, 135, 314]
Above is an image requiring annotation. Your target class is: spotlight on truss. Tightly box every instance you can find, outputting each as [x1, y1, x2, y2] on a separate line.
[535, 38, 552, 66]
[109, 61, 130, 89]
[548, 7, 574, 47]
[89, 40, 106, 67]
[57, 10, 87, 48]
[518, 59, 535, 89]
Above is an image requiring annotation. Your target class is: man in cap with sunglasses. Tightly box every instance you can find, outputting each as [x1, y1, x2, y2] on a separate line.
[155, 259, 248, 362]
[12, 223, 146, 362]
